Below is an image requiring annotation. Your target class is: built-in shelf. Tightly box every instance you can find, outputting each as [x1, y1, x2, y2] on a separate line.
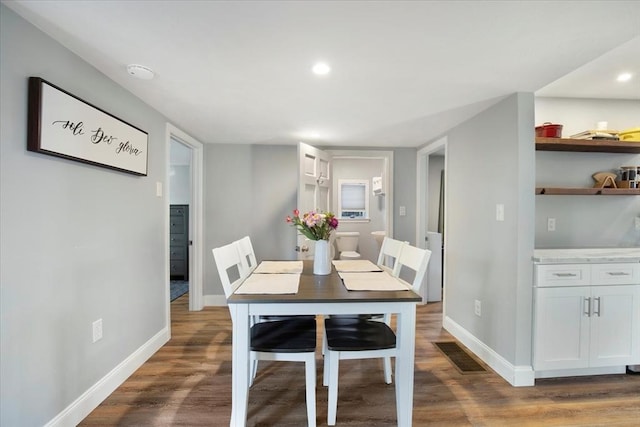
[536, 137, 640, 153]
[536, 187, 640, 195]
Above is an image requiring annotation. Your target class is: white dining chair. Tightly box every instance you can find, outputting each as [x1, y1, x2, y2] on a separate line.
[323, 244, 431, 426]
[235, 235, 258, 277]
[212, 242, 318, 427]
[323, 236, 408, 385]
[376, 236, 407, 274]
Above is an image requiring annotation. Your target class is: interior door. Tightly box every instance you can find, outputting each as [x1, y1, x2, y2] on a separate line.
[297, 142, 332, 260]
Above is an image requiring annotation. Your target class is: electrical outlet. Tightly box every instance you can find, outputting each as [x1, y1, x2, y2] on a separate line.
[547, 217, 556, 232]
[496, 204, 504, 221]
[399, 206, 406, 216]
[92, 319, 103, 343]
[474, 300, 482, 317]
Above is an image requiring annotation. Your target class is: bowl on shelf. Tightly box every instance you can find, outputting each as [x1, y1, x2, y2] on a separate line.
[535, 122, 563, 138]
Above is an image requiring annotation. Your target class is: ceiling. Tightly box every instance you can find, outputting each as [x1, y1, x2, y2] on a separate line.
[4, 1, 640, 148]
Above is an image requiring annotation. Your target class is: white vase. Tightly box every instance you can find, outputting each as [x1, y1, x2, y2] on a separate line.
[313, 239, 331, 275]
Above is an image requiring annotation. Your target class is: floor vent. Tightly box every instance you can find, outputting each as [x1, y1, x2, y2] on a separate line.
[433, 341, 487, 374]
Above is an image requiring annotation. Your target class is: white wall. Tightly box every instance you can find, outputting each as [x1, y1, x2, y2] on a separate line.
[1, 5, 169, 425]
[331, 157, 386, 262]
[169, 165, 191, 205]
[535, 97, 640, 248]
[443, 93, 536, 383]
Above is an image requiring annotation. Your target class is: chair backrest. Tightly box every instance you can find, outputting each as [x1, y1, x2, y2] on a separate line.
[376, 237, 407, 274]
[392, 244, 432, 293]
[235, 235, 258, 278]
[212, 242, 245, 300]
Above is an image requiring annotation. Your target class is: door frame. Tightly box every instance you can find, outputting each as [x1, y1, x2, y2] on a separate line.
[416, 137, 447, 304]
[166, 123, 204, 313]
[326, 149, 394, 238]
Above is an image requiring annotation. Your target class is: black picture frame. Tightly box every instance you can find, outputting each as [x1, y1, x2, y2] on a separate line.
[27, 77, 148, 176]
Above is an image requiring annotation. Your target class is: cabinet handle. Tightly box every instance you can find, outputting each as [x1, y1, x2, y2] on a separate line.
[553, 272, 577, 277]
[593, 297, 601, 317]
[584, 297, 591, 317]
[606, 272, 629, 276]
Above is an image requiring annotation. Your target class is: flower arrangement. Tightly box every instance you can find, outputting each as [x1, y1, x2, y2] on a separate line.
[286, 209, 338, 241]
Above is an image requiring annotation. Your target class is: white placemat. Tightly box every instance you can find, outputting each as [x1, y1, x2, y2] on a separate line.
[234, 273, 301, 294]
[338, 271, 410, 291]
[253, 261, 303, 274]
[332, 259, 382, 272]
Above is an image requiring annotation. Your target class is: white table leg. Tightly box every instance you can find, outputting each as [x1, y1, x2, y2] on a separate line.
[230, 303, 250, 427]
[395, 304, 416, 427]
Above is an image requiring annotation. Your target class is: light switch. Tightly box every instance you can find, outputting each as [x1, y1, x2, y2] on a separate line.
[156, 182, 163, 197]
[496, 204, 504, 221]
[547, 217, 556, 232]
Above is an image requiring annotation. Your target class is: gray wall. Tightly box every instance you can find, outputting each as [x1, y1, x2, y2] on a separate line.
[535, 97, 640, 248]
[203, 146, 417, 298]
[203, 144, 298, 296]
[444, 93, 535, 366]
[428, 155, 445, 232]
[1, 5, 169, 426]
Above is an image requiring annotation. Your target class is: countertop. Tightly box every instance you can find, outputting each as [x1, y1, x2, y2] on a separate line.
[533, 248, 640, 264]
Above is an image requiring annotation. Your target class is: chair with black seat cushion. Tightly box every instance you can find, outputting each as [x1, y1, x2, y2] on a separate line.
[323, 237, 408, 384]
[323, 243, 431, 426]
[212, 242, 317, 427]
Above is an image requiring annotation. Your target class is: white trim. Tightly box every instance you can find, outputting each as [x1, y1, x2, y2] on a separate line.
[166, 123, 204, 312]
[534, 366, 625, 379]
[204, 294, 228, 306]
[443, 315, 535, 387]
[45, 328, 169, 427]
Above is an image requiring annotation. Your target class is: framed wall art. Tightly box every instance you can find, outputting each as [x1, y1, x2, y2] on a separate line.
[27, 77, 148, 176]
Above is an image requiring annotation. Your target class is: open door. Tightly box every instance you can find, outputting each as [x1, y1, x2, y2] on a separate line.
[297, 142, 332, 260]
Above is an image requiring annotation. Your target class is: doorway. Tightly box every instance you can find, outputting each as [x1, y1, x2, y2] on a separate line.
[166, 124, 203, 315]
[417, 137, 447, 304]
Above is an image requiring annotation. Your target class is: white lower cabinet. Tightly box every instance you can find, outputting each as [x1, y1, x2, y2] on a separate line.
[533, 263, 640, 375]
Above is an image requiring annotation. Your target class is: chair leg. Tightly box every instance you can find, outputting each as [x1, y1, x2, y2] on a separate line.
[305, 354, 317, 427]
[327, 351, 339, 426]
[322, 333, 329, 387]
[249, 359, 258, 386]
[383, 356, 392, 384]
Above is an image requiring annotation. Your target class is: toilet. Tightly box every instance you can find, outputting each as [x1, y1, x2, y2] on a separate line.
[335, 231, 361, 260]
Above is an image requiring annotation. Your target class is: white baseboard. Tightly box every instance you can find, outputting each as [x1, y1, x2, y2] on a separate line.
[204, 294, 227, 306]
[535, 365, 625, 379]
[45, 327, 170, 427]
[443, 315, 535, 387]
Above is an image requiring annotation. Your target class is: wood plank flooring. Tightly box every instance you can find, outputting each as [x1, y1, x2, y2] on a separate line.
[80, 295, 640, 426]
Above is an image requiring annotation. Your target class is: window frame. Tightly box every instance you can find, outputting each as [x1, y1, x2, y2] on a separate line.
[337, 179, 370, 220]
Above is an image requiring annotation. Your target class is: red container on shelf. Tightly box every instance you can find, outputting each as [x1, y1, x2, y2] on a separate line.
[535, 122, 563, 138]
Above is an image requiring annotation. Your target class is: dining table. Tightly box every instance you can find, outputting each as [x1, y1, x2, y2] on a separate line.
[226, 259, 422, 427]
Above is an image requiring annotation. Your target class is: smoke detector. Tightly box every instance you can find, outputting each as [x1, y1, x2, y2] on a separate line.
[126, 64, 155, 80]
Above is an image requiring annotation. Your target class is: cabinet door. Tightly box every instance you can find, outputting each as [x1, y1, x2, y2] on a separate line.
[533, 286, 590, 370]
[589, 285, 640, 367]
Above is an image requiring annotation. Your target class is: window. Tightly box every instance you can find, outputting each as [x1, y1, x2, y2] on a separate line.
[338, 179, 369, 219]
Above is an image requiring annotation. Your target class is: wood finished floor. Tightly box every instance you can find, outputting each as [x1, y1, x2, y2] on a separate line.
[80, 295, 640, 426]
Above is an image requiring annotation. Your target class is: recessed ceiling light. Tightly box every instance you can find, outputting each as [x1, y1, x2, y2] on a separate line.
[312, 62, 331, 76]
[126, 64, 155, 80]
[616, 72, 632, 82]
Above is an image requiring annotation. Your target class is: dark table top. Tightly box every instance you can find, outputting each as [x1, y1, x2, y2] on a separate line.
[227, 260, 422, 304]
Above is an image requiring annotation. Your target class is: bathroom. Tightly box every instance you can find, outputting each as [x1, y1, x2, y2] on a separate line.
[329, 154, 389, 262]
